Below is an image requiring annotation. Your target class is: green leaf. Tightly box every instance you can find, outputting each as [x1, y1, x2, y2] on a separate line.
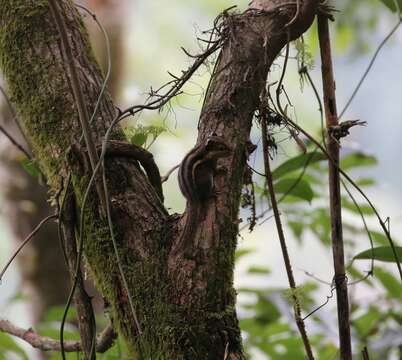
[124, 124, 166, 149]
[288, 220, 304, 241]
[356, 177, 376, 187]
[6, 292, 30, 304]
[20, 158, 40, 178]
[354, 246, 402, 263]
[369, 231, 390, 246]
[353, 306, 381, 337]
[272, 152, 326, 179]
[340, 152, 377, 170]
[309, 208, 331, 245]
[248, 266, 270, 274]
[235, 248, 253, 261]
[130, 132, 147, 147]
[378, 0, 402, 12]
[390, 311, 402, 325]
[274, 178, 314, 203]
[374, 267, 402, 298]
[342, 197, 373, 215]
[242, 294, 281, 324]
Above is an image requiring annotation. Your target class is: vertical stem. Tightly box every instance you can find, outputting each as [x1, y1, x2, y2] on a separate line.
[261, 116, 314, 360]
[61, 193, 96, 360]
[317, 15, 352, 359]
[362, 347, 370, 360]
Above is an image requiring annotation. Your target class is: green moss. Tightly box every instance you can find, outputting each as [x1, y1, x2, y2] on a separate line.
[0, 2, 244, 358]
[0, 1, 106, 188]
[0, 1, 70, 186]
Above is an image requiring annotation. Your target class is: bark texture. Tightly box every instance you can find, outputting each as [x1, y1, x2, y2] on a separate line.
[0, 0, 124, 333]
[0, 0, 319, 358]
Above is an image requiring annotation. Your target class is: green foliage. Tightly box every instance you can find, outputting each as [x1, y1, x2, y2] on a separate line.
[239, 271, 340, 357]
[342, 196, 373, 215]
[235, 248, 253, 261]
[20, 158, 40, 178]
[123, 124, 166, 149]
[239, 138, 402, 357]
[274, 178, 314, 203]
[340, 152, 377, 170]
[1, 1, 401, 359]
[247, 266, 271, 275]
[374, 267, 402, 298]
[378, 0, 402, 12]
[271, 151, 326, 179]
[354, 246, 402, 263]
[353, 306, 382, 338]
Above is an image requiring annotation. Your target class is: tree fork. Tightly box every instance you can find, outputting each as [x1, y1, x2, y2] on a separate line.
[0, 0, 320, 358]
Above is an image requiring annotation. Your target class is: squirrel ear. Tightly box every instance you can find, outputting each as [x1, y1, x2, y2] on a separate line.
[205, 132, 218, 146]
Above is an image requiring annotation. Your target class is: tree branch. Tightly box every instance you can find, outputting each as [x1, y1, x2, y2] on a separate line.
[317, 14, 352, 359]
[260, 89, 314, 360]
[0, 319, 116, 353]
[60, 190, 96, 359]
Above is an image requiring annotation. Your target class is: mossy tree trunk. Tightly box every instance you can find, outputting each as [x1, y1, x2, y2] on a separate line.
[0, 0, 319, 358]
[0, 1, 124, 333]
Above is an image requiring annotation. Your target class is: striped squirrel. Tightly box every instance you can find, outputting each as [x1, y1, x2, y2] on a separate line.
[173, 135, 231, 255]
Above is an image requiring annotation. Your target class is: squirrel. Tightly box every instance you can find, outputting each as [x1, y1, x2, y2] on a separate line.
[173, 135, 231, 255]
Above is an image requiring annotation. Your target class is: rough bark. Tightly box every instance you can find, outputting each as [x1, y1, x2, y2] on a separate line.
[0, 0, 124, 330]
[0, 0, 319, 358]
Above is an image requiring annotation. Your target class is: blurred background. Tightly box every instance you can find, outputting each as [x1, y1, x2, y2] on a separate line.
[1, 0, 401, 359]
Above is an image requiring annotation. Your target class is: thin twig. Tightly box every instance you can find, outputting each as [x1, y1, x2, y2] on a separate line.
[303, 286, 336, 320]
[274, 17, 401, 284]
[339, 19, 402, 119]
[0, 84, 31, 149]
[342, 179, 375, 281]
[318, 14, 352, 358]
[60, 191, 97, 359]
[240, 148, 318, 232]
[69, 13, 227, 356]
[0, 214, 57, 281]
[0, 124, 31, 159]
[161, 164, 180, 183]
[272, 27, 402, 283]
[362, 347, 370, 360]
[260, 90, 315, 360]
[299, 268, 332, 286]
[284, 114, 402, 280]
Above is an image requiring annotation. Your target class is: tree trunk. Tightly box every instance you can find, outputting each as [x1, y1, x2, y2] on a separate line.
[0, 0, 319, 358]
[0, 0, 125, 327]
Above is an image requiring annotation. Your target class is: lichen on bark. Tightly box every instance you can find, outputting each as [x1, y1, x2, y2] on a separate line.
[0, 0, 319, 358]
